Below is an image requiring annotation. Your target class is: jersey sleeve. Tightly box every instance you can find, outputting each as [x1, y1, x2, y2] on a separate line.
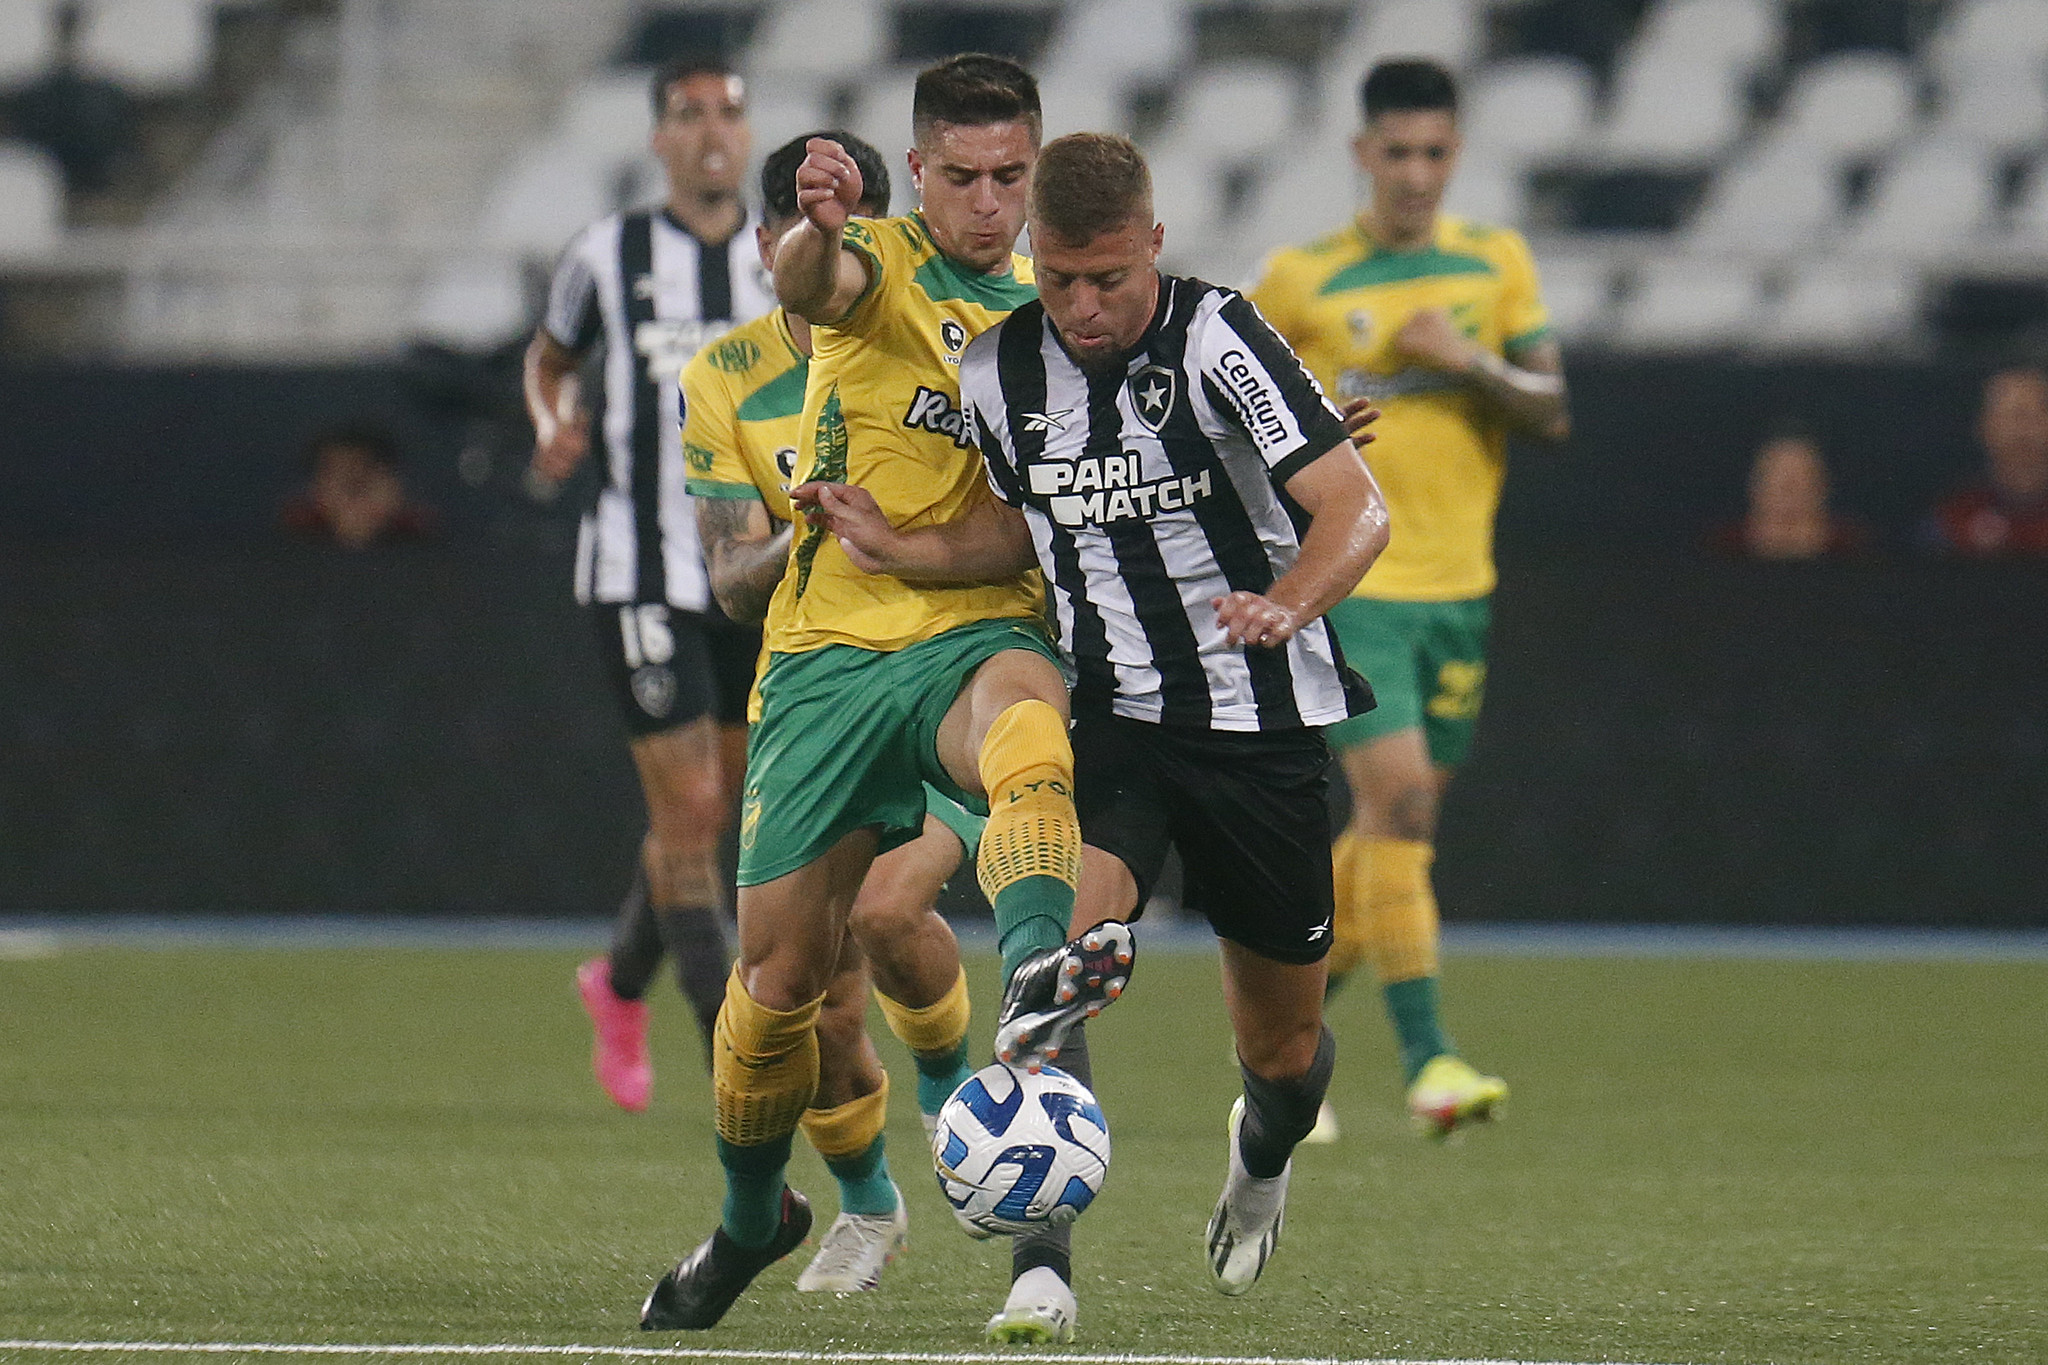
[679, 353, 760, 501]
[959, 331, 1025, 507]
[829, 216, 901, 335]
[1199, 292, 1350, 486]
[1497, 229, 1552, 354]
[541, 224, 604, 352]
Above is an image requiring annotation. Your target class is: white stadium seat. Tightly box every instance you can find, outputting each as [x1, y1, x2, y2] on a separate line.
[1768, 53, 1916, 161]
[1930, 63, 2048, 153]
[480, 141, 609, 257]
[844, 67, 918, 180]
[1533, 254, 1618, 344]
[1596, 54, 1745, 165]
[1333, 0, 1482, 74]
[1159, 60, 1299, 160]
[0, 139, 63, 260]
[1461, 56, 1597, 168]
[413, 255, 529, 351]
[1236, 136, 1362, 265]
[1844, 139, 2000, 255]
[76, 0, 211, 94]
[1687, 146, 1841, 247]
[741, 83, 834, 174]
[747, 0, 886, 80]
[556, 71, 655, 164]
[1630, 0, 1781, 78]
[0, 0, 57, 87]
[1038, 0, 1193, 87]
[1615, 257, 1763, 349]
[1439, 155, 1525, 227]
[1927, 0, 2048, 85]
[1760, 260, 1918, 349]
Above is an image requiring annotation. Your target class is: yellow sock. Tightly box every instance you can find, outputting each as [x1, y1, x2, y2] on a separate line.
[712, 970, 824, 1147]
[1325, 829, 1370, 980]
[799, 1076, 891, 1161]
[975, 699, 1081, 979]
[1360, 836, 1441, 984]
[874, 968, 970, 1056]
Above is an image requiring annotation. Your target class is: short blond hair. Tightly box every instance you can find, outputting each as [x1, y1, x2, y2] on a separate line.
[1029, 132, 1152, 244]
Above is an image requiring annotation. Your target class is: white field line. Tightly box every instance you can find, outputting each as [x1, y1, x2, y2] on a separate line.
[0, 1342, 1679, 1365]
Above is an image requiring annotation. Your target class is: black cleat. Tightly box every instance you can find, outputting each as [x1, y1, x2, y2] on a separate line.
[639, 1188, 813, 1331]
[994, 920, 1135, 1071]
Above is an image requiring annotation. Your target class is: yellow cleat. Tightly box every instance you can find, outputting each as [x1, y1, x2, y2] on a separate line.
[1406, 1055, 1507, 1141]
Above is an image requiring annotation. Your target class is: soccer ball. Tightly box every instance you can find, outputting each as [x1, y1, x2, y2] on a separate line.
[931, 1062, 1110, 1238]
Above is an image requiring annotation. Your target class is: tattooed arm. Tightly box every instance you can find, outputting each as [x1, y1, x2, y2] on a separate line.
[697, 494, 794, 624]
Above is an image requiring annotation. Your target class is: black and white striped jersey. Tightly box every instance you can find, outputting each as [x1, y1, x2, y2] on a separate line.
[962, 275, 1358, 732]
[543, 208, 776, 610]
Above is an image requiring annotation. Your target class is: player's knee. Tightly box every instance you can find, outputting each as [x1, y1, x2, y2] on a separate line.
[1368, 783, 1437, 842]
[1238, 1015, 1326, 1082]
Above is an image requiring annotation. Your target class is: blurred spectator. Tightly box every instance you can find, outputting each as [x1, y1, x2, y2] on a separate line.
[281, 424, 438, 549]
[1925, 366, 2048, 557]
[1710, 431, 1871, 559]
[2, 2, 138, 197]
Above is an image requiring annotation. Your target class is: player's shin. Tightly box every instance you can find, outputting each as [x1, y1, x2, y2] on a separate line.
[975, 699, 1083, 983]
[713, 971, 824, 1246]
[875, 969, 974, 1119]
[606, 866, 663, 999]
[1324, 830, 1370, 992]
[658, 903, 732, 1064]
[1012, 1021, 1089, 1288]
[1358, 836, 1453, 1081]
[1236, 1026, 1337, 1177]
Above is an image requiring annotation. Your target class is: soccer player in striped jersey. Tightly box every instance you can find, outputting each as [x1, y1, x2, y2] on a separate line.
[525, 58, 772, 1105]
[679, 128, 987, 1294]
[808, 130, 1392, 1298]
[1249, 58, 1570, 1142]
[638, 57, 1132, 1341]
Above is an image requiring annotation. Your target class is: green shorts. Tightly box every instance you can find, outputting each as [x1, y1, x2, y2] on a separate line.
[737, 618, 1056, 886]
[1324, 595, 1491, 767]
[922, 784, 985, 862]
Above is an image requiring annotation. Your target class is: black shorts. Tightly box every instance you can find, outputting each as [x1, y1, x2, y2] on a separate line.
[1072, 711, 1336, 965]
[590, 601, 760, 737]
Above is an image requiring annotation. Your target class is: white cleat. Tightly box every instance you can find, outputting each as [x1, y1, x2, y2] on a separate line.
[985, 1265, 1077, 1344]
[1205, 1098, 1289, 1296]
[1301, 1099, 1340, 1145]
[794, 1196, 908, 1293]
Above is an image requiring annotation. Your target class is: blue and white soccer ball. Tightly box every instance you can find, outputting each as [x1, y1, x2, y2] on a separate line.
[931, 1062, 1111, 1238]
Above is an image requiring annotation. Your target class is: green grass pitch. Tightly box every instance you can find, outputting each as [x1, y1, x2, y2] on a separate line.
[1, 942, 2042, 1363]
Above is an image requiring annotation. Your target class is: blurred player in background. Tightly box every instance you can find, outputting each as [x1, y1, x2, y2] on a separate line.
[1250, 57, 1570, 1142]
[809, 131, 1391, 1297]
[678, 127, 986, 1294]
[525, 57, 772, 1107]
[639, 55, 1132, 1342]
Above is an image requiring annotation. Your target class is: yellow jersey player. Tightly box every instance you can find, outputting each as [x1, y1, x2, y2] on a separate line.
[1249, 57, 1570, 1142]
[674, 128, 986, 1298]
[640, 57, 1132, 1343]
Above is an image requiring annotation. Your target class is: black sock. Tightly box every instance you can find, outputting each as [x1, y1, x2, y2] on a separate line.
[657, 905, 731, 1065]
[1237, 1026, 1336, 1179]
[604, 868, 661, 1000]
[1012, 1023, 1089, 1285]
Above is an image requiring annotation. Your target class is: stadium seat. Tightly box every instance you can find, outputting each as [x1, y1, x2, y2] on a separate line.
[1767, 52, 1916, 162]
[1235, 136, 1361, 264]
[1614, 257, 1763, 349]
[1037, 0, 1193, 88]
[748, 0, 886, 79]
[479, 141, 610, 258]
[845, 67, 918, 173]
[1629, 0, 1781, 79]
[1595, 54, 1745, 166]
[0, 139, 63, 259]
[557, 71, 657, 164]
[1926, 0, 2048, 87]
[1145, 140, 1227, 246]
[1331, 0, 1482, 75]
[1160, 61, 1299, 161]
[413, 255, 529, 351]
[1460, 56, 1596, 169]
[1532, 254, 1617, 344]
[742, 83, 833, 170]
[1686, 146, 1841, 247]
[1843, 139, 2000, 255]
[2004, 159, 2048, 241]
[1760, 260, 1918, 349]
[0, 0, 56, 87]
[1035, 66, 1130, 141]
[1440, 155, 1525, 227]
[1929, 63, 2048, 154]
[76, 0, 212, 94]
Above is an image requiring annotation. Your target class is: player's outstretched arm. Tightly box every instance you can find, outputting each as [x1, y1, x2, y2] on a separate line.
[1212, 441, 1389, 649]
[774, 138, 875, 324]
[1392, 309, 1570, 443]
[793, 481, 1037, 582]
[698, 495, 794, 624]
[523, 329, 591, 482]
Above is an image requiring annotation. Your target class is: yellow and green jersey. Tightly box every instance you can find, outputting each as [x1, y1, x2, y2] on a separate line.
[1249, 215, 1550, 602]
[682, 306, 808, 524]
[766, 211, 1042, 655]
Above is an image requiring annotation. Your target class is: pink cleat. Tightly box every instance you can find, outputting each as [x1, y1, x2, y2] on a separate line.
[577, 957, 652, 1111]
